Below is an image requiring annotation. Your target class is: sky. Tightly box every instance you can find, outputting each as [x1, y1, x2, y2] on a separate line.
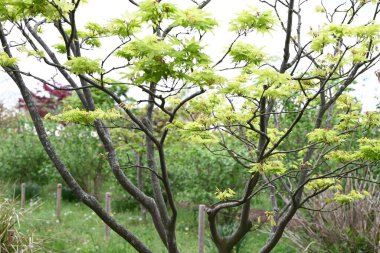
[0, 0, 379, 111]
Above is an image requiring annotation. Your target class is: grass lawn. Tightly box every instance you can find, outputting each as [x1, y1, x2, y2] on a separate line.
[18, 198, 298, 253]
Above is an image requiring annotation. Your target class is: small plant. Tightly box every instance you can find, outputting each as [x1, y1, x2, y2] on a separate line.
[0, 184, 41, 252]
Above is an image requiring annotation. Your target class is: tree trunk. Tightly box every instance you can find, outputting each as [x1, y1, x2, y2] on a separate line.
[217, 244, 234, 253]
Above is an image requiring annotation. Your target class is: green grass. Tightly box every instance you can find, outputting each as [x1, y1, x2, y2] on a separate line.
[18, 198, 297, 253]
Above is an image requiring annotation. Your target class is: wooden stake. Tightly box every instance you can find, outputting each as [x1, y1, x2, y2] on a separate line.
[20, 183, 26, 209]
[56, 184, 62, 223]
[105, 192, 111, 240]
[198, 204, 206, 253]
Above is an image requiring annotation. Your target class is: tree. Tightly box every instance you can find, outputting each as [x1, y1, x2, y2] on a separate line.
[18, 83, 71, 117]
[0, 103, 52, 184]
[0, 0, 379, 252]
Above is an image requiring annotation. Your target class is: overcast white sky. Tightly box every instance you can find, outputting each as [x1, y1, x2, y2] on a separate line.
[0, 0, 379, 111]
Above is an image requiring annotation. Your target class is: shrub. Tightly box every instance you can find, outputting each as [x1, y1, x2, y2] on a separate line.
[61, 186, 80, 202]
[285, 176, 380, 253]
[0, 184, 41, 252]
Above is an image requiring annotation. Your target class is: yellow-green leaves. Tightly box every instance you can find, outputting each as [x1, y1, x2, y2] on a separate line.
[221, 80, 249, 96]
[215, 188, 236, 201]
[230, 8, 276, 33]
[53, 44, 67, 54]
[265, 211, 277, 226]
[190, 68, 225, 87]
[336, 94, 361, 111]
[0, 52, 17, 66]
[173, 8, 217, 32]
[335, 113, 360, 131]
[53, 0, 75, 13]
[350, 46, 368, 64]
[358, 138, 380, 161]
[65, 57, 102, 75]
[116, 35, 215, 85]
[305, 178, 342, 191]
[171, 37, 212, 69]
[310, 22, 380, 54]
[108, 17, 141, 38]
[138, 0, 177, 25]
[314, 5, 325, 13]
[85, 22, 107, 36]
[327, 23, 349, 38]
[188, 94, 221, 114]
[220, 68, 294, 99]
[334, 190, 369, 204]
[310, 31, 336, 52]
[0, 0, 74, 21]
[363, 111, 380, 127]
[307, 129, 342, 144]
[116, 35, 174, 83]
[326, 150, 360, 163]
[254, 68, 292, 87]
[19, 46, 45, 58]
[167, 120, 219, 145]
[326, 138, 380, 163]
[137, 1, 218, 32]
[230, 42, 265, 65]
[249, 160, 287, 176]
[306, 180, 370, 204]
[45, 108, 122, 124]
[352, 23, 380, 39]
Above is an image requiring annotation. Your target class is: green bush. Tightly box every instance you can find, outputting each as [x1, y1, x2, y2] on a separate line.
[61, 186, 80, 202]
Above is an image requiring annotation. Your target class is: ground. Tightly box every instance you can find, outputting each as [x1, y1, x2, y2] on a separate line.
[19, 196, 297, 253]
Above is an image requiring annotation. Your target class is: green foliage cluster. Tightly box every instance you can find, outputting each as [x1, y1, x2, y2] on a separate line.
[65, 57, 103, 75]
[230, 42, 266, 65]
[45, 108, 122, 124]
[230, 8, 276, 33]
[0, 0, 76, 21]
[115, 35, 219, 85]
[0, 52, 17, 66]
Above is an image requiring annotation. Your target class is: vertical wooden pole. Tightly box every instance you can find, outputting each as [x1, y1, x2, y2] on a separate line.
[198, 204, 205, 253]
[20, 183, 26, 209]
[105, 192, 111, 240]
[56, 184, 62, 223]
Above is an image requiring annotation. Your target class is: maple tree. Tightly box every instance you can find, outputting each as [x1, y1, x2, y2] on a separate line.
[0, 0, 380, 252]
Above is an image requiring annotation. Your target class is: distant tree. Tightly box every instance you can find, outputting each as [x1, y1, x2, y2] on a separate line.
[0, 112, 51, 184]
[18, 83, 71, 117]
[0, 0, 379, 252]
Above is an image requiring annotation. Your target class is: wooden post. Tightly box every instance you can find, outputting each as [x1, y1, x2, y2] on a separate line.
[20, 183, 26, 209]
[56, 184, 62, 223]
[105, 192, 111, 240]
[198, 204, 206, 253]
